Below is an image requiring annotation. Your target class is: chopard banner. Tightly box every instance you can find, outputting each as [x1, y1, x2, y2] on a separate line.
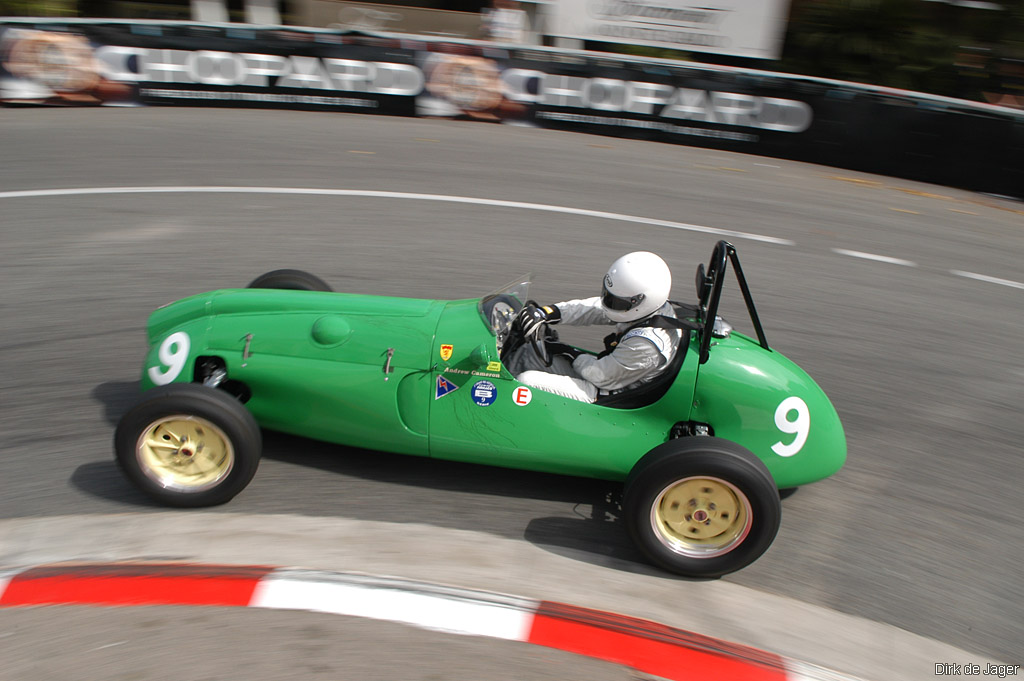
[1, 20, 1021, 199]
[0, 23, 421, 113]
[415, 49, 815, 150]
[0, 20, 810, 143]
[496, 55, 815, 147]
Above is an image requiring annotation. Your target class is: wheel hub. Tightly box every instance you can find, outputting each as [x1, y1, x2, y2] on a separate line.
[651, 476, 753, 558]
[136, 415, 234, 492]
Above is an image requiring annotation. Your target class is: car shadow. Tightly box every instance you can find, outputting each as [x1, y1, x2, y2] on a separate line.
[258, 430, 608, 501]
[87, 381, 684, 578]
[70, 460, 163, 508]
[522, 501, 666, 578]
[93, 380, 140, 426]
[523, 517, 695, 578]
[74, 381, 162, 506]
[260, 432, 695, 579]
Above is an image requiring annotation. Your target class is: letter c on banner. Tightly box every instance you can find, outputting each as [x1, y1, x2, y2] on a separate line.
[94, 45, 146, 81]
[500, 68, 545, 103]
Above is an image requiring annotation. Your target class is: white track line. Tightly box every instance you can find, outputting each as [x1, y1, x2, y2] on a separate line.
[831, 248, 916, 267]
[0, 186, 794, 246]
[951, 270, 1024, 290]
[89, 641, 128, 652]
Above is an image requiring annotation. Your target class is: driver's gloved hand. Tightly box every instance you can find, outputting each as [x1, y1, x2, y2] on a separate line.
[520, 303, 561, 339]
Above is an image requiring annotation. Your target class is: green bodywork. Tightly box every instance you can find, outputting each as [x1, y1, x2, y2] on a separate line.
[139, 285, 846, 490]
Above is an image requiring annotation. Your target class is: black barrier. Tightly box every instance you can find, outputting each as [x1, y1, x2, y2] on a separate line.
[2, 19, 1021, 200]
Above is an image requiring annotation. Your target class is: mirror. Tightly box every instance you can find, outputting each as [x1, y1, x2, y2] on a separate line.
[695, 263, 711, 308]
[471, 342, 497, 368]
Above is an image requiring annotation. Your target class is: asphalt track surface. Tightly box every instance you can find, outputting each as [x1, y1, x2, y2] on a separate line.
[1, 108, 1022, 672]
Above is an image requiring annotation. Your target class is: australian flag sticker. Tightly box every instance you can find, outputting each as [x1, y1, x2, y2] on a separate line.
[435, 375, 459, 400]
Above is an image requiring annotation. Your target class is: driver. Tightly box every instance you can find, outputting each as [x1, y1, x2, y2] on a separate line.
[506, 251, 681, 403]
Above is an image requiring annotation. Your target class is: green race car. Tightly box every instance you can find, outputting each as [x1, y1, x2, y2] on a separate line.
[115, 241, 846, 577]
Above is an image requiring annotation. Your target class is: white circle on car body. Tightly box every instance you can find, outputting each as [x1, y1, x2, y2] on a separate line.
[512, 386, 532, 406]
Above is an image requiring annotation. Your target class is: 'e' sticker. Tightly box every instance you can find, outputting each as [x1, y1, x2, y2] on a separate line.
[440, 344, 454, 361]
[435, 375, 459, 400]
[471, 380, 497, 406]
[512, 386, 532, 406]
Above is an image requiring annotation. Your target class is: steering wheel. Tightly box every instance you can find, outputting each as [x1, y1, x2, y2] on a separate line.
[530, 322, 552, 367]
[513, 302, 554, 367]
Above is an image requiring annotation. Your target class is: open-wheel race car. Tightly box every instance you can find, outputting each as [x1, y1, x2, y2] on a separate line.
[115, 241, 846, 578]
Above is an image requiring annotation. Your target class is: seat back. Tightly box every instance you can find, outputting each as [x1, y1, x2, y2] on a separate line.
[594, 334, 688, 409]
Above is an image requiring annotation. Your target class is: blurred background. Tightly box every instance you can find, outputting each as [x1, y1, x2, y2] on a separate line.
[2, 0, 1021, 107]
[2, 0, 1022, 676]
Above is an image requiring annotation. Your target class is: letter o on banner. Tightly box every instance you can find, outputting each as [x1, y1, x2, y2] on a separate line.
[188, 50, 246, 86]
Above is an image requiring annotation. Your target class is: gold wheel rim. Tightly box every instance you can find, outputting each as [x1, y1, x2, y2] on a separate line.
[136, 415, 235, 493]
[651, 476, 752, 558]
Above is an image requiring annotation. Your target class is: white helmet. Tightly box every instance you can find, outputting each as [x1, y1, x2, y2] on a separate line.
[601, 251, 672, 322]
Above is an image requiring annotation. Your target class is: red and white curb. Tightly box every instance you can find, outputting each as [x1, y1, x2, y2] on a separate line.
[0, 564, 862, 681]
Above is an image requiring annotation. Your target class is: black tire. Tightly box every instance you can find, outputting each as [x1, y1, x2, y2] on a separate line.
[114, 383, 262, 507]
[247, 269, 332, 291]
[623, 437, 781, 578]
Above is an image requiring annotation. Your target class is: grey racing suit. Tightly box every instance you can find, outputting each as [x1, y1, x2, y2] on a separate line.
[506, 297, 681, 403]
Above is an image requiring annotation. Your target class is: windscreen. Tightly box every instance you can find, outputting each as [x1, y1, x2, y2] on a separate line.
[479, 276, 530, 354]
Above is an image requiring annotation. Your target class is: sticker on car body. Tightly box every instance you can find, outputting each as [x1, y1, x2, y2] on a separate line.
[771, 396, 810, 457]
[471, 380, 497, 406]
[435, 375, 459, 400]
[512, 386, 532, 406]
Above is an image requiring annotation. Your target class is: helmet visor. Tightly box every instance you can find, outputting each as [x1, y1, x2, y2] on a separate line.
[602, 285, 645, 312]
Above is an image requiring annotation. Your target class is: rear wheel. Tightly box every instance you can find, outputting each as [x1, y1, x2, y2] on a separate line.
[115, 383, 262, 507]
[247, 269, 332, 291]
[624, 437, 781, 578]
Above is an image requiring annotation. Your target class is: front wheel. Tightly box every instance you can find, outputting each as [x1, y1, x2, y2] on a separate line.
[115, 383, 262, 507]
[624, 438, 781, 578]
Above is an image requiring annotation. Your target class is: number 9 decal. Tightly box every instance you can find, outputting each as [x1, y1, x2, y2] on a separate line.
[147, 332, 190, 386]
[771, 396, 810, 457]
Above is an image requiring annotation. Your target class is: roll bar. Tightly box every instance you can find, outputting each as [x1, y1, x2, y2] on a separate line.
[697, 241, 770, 364]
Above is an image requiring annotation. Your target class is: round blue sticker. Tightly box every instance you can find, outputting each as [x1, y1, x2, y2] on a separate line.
[471, 380, 497, 407]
